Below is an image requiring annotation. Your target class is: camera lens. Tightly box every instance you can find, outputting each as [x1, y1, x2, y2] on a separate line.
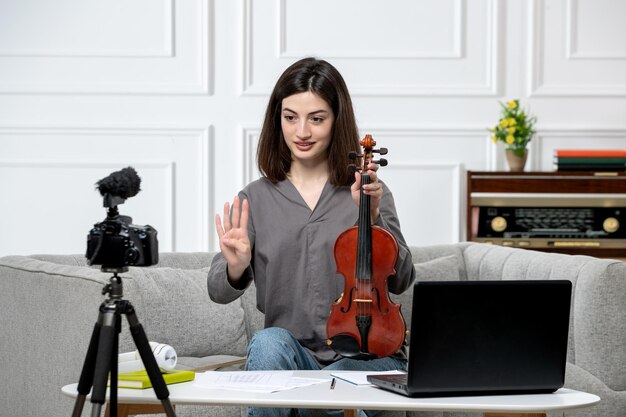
[125, 247, 140, 263]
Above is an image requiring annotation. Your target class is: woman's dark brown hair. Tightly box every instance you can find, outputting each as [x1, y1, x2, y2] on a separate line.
[257, 57, 360, 186]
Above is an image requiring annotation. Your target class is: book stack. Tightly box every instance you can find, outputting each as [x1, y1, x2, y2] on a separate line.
[554, 149, 626, 172]
[110, 369, 195, 389]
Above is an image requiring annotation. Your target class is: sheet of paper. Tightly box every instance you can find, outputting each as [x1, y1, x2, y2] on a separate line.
[193, 371, 329, 393]
[330, 370, 406, 386]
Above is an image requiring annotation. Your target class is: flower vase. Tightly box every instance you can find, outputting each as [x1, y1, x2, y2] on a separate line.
[505, 149, 528, 172]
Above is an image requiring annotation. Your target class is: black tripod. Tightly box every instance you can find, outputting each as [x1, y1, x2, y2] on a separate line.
[71, 267, 176, 417]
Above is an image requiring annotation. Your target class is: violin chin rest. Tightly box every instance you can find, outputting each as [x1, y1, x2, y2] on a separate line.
[328, 334, 377, 360]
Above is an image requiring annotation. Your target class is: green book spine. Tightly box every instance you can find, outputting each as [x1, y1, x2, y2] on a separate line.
[556, 164, 626, 171]
[556, 157, 626, 165]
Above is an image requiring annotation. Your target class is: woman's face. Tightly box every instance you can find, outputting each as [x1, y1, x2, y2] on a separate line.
[281, 91, 335, 166]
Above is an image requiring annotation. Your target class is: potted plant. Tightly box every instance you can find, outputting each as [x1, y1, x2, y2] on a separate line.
[489, 99, 537, 171]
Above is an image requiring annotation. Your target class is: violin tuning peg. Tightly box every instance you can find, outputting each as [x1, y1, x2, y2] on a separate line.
[375, 159, 388, 167]
[348, 151, 359, 160]
[348, 164, 358, 173]
[377, 148, 388, 155]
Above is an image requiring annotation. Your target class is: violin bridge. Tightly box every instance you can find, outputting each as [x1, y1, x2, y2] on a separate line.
[354, 299, 373, 303]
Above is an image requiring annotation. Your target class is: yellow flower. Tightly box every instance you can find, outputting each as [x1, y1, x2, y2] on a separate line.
[487, 99, 536, 148]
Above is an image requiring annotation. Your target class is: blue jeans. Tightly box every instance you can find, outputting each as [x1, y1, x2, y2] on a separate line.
[245, 327, 407, 417]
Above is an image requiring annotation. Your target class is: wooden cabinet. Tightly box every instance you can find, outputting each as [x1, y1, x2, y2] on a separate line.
[466, 171, 626, 258]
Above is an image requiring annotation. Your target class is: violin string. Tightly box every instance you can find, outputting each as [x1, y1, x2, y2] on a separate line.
[363, 152, 370, 319]
[359, 165, 364, 320]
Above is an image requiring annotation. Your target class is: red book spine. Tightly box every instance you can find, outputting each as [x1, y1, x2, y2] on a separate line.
[555, 149, 626, 158]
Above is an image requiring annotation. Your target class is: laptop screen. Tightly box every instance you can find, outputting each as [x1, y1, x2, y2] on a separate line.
[405, 280, 572, 395]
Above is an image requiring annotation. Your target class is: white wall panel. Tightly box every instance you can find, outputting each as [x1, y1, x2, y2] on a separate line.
[385, 163, 463, 245]
[0, 0, 211, 94]
[0, 0, 625, 256]
[566, 0, 626, 59]
[529, 0, 626, 96]
[242, 0, 501, 96]
[0, 0, 173, 57]
[279, 0, 462, 59]
[0, 161, 172, 255]
[362, 129, 486, 244]
[0, 126, 213, 255]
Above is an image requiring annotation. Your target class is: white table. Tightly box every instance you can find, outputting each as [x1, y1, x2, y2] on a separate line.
[62, 370, 600, 417]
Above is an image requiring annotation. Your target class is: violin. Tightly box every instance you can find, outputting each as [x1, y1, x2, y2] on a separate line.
[326, 134, 407, 360]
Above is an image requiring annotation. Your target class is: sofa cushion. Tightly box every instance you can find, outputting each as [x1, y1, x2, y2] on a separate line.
[176, 354, 246, 372]
[413, 254, 462, 282]
[120, 266, 248, 358]
[564, 362, 626, 417]
[410, 244, 468, 279]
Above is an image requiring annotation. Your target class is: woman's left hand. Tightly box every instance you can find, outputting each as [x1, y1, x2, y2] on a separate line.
[351, 162, 383, 223]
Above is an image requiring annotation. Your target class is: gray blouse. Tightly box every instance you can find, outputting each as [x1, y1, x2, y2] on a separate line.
[207, 177, 415, 364]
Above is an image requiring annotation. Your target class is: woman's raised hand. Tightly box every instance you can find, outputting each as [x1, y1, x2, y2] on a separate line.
[351, 162, 383, 223]
[215, 196, 252, 282]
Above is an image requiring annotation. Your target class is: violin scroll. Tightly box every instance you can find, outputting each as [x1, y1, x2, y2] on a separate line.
[347, 134, 389, 173]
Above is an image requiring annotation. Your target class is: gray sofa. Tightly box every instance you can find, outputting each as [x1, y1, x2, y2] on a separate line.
[1, 243, 625, 417]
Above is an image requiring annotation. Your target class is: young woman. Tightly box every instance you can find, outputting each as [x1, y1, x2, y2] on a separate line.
[207, 57, 415, 417]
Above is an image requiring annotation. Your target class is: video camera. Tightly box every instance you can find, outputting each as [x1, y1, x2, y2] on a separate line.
[86, 167, 158, 270]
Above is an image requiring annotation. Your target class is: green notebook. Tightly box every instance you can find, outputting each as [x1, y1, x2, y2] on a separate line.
[110, 369, 195, 389]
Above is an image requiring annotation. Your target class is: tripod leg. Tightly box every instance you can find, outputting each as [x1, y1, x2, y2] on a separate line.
[72, 320, 102, 417]
[90, 309, 117, 417]
[108, 313, 120, 417]
[125, 306, 177, 417]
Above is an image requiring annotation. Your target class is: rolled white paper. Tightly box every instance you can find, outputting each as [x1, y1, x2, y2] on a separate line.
[118, 341, 177, 373]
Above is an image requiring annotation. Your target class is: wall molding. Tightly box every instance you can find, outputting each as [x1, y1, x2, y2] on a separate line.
[0, 160, 175, 246]
[0, 124, 214, 252]
[277, 0, 464, 60]
[528, 0, 626, 97]
[0, 0, 212, 95]
[534, 126, 626, 143]
[241, 127, 261, 186]
[387, 161, 464, 243]
[0, 0, 174, 58]
[241, 0, 500, 97]
[565, 0, 626, 60]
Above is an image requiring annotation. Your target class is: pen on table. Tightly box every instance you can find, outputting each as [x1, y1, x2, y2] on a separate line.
[330, 378, 336, 390]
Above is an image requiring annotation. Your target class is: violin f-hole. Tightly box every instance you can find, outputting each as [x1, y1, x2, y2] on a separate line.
[340, 287, 356, 313]
[370, 287, 389, 315]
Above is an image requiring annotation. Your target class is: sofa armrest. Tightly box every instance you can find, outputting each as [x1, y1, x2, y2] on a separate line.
[0, 256, 110, 417]
[575, 261, 626, 392]
[0, 254, 250, 417]
[460, 243, 626, 394]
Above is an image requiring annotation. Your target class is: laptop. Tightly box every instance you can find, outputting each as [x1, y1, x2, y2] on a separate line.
[367, 280, 572, 397]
